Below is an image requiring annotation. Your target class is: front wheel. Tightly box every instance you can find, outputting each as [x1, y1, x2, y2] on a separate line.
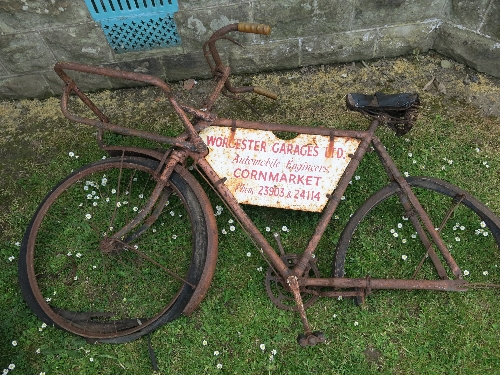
[19, 157, 216, 343]
[333, 177, 500, 287]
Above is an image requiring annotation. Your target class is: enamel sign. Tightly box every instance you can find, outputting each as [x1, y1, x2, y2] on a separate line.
[200, 127, 360, 212]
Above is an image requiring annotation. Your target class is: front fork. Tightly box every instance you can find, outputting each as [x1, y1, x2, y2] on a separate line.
[111, 149, 187, 241]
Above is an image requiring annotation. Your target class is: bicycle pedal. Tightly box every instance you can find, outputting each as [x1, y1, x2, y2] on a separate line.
[297, 333, 308, 347]
[296, 331, 326, 347]
[312, 331, 326, 342]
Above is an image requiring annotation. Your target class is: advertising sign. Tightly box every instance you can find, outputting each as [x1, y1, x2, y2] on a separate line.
[200, 127, 360, 212]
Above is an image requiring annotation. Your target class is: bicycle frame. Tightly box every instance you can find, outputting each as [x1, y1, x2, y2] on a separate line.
[196, 117, 466, 283]
[54, 61, 465, 288]
[52, 23, 473, 344]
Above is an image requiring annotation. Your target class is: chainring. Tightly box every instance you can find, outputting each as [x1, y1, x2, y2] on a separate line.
[265, 254, 321, 311]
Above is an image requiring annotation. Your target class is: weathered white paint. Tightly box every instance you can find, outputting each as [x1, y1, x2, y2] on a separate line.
[200, 126, 360, 212]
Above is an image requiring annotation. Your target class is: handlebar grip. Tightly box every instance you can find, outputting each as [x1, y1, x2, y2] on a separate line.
[237, 22, 271, 35]
[253, 87, 278, 100]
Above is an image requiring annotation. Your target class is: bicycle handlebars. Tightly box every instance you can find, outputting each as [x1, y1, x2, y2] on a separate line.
[237, 22, 271, 35]
[253, 86, 278, 100]
[203, 22, 278, 101]
[53, 22, 278, 145]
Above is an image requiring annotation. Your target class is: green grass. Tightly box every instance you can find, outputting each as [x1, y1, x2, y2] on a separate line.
[2, 55, 500, 374]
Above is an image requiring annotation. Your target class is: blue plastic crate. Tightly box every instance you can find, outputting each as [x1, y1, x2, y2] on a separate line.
[84, 0, 180, 53]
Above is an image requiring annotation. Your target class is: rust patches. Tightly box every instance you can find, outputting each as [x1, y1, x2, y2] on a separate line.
[325, 136, 335, 158]
[227, 126, 236, 148]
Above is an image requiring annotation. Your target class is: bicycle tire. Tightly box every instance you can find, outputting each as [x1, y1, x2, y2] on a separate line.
[19, 157, 213, 343]
[333, 177, 500, 290]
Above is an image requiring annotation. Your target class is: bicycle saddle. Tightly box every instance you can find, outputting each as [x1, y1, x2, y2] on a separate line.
[346, 92, 420, 136]
[346, 92, 419, 110]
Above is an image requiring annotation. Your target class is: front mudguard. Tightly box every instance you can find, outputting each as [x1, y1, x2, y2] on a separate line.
[104, 146, 165, 161]
[174, 165, 219, 316]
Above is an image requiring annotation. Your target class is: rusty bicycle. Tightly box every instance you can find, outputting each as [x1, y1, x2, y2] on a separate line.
[18, 23, 500, 346]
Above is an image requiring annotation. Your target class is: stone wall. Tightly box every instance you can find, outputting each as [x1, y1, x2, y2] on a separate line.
[0, 0, 498, 99]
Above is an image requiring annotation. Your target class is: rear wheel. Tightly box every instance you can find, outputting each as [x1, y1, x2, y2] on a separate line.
[333, 177, 500, 300]
[19, 157, 212, 342]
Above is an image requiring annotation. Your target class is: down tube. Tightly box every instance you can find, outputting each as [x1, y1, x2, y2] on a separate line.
[195, 158, 292, 278]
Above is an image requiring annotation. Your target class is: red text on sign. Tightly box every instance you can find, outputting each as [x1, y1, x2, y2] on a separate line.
[233, 168, 322, 186]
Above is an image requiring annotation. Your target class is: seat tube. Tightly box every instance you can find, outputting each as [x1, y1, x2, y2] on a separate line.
[294, 120, 379, 276]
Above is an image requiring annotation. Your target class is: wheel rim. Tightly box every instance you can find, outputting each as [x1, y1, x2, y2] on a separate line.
[25, 159, 202, 339]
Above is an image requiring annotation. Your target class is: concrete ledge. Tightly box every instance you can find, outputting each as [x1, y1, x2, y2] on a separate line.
[161, 51, 213, 81]
[300, 29, 377, 66]
[229, 38, 300, 74]
[434, 23, 500, 77]
[375, 21, 437, 58]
